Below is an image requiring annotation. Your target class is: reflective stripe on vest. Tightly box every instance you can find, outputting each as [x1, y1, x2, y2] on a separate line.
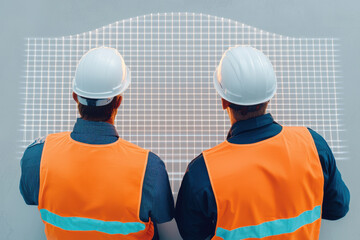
[38, 132, 154, 240]
[216, 205, 321, 240]
[39, 209, 145, 235]
[203, 126, 324, 240]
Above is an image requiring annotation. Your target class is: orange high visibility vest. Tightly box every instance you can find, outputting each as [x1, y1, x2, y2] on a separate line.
[38, 132, 154, 240]
[203, 126, 324, 240]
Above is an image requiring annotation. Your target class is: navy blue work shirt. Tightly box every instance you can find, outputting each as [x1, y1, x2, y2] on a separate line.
[175, 113, 350, 240]
[20, 118, 174, 240]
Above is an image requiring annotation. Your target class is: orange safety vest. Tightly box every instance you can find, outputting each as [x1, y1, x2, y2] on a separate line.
[38, 132, 154, 240]
[203, 126, 324, 240]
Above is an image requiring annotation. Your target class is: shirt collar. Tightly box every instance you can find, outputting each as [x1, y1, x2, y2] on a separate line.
[72, 118, 119, 138]
[226, 113, 275, 140]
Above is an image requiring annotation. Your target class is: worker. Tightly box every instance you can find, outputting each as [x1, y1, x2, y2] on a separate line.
[19, 47, 174, 240]
[175, 46, 350, 240]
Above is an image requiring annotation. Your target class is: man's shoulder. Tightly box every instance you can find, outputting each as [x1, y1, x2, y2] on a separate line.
[283, 126, 330, 150]
[26, 132, 72, 149]
[27, 136, 46, 149]
[146, 152, 167, 172]
[183, 153, 212, 192]
[285, 126, 325, 141]
[187, 153, 206, 173]
[306, 128, 328, 144]
[21, 136, 46, 171]
[117, 138, 152, 154]
[20, 137, 46, 206]
[24, 132, 71, 151]
[22, 132, 71, 164]
[22, 136, 46, 161]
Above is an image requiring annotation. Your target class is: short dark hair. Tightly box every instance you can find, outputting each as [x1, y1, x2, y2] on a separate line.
[229, 102, 269, 121]
[78, 96, 119, 122]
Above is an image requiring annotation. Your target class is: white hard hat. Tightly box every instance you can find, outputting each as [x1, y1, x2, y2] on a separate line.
[73, 47, 131, 106]
[213, 46, 277, 106]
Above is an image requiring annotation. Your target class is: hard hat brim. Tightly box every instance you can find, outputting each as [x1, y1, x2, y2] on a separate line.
[73, 67, 131, 99]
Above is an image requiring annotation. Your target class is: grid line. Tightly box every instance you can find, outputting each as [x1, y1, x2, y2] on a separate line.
[21, 12, 346, 193]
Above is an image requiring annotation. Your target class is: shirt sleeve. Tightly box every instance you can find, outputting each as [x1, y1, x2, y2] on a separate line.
[308, 128, 350, 220]
[175, 154, 217, 240]
[140, 152, 174, 224]
[19, 137, 45, 205]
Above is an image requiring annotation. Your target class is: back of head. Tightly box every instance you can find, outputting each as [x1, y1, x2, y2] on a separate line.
[72, 47, 131, 121]
[214, 46, 277, 120]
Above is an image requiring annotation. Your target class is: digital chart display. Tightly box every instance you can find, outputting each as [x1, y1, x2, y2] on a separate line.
[21, 12, 345, 193]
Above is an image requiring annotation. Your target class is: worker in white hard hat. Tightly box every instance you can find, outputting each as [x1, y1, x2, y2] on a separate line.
[20, 47, 174, 240]
[175, 46, 350, 240]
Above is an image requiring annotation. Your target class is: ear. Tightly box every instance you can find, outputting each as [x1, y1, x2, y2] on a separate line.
[72, 92, 79, 103]
[221, 98, 231, 110]
[115, 95, 122, 109]
[264, 100, 270, 110]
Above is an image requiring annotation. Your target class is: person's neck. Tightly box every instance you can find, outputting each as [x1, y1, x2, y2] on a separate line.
[80, 116, 115, 125]
[105, 118, 114, 125]
[229, 113, 266, 125]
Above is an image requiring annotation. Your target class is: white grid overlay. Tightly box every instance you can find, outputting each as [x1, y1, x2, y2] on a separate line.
[21, 12, 346, 193]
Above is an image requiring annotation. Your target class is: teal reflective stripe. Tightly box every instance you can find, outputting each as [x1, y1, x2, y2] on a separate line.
[40, 209, 145, 235]
[216, 205, 321, 240]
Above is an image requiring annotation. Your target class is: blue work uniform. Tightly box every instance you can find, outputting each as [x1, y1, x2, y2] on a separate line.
[175, 113, 350, 240]
[20, 118, 174, 240]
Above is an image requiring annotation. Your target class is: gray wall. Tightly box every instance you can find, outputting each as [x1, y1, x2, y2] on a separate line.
[0, 0, 359, 239]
